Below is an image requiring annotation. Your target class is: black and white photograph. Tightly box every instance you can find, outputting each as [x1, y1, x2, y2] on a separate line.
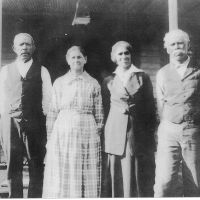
[0, 0, 200, 198]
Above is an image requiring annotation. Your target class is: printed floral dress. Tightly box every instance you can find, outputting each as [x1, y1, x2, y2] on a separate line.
[42, 71, 104, 198]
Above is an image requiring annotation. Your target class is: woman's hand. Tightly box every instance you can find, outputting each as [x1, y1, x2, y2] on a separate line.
[96, 128, 102, 136]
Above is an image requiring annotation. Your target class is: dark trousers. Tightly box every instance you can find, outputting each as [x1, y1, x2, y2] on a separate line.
[8, 118, 45, 198]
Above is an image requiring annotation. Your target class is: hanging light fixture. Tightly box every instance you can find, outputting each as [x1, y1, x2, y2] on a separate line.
[72, 0, 91, 25]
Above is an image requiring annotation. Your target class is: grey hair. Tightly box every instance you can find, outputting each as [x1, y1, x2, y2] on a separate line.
[66, 46, 86, 61]
[163, 29, 190, 49]
[13, 33, 35, 46]
[111, 41, 133, 63]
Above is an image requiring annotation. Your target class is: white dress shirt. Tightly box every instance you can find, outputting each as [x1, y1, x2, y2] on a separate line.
[114, 64, 143, 87]
[156, 57, 190, 113]
[0, 59, 52, 115]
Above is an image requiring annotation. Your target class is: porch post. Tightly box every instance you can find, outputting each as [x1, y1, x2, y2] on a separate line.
[0, 0, 2, 68]
[168, 0, 178, 30]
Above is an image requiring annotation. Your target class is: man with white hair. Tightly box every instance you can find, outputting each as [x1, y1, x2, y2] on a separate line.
[0, 33, 52, 197]
[154, 29, 200, 197]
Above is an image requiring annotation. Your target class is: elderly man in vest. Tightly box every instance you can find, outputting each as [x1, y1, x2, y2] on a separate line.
[154, 29, 200, 197]
[0, 33, 52, 198]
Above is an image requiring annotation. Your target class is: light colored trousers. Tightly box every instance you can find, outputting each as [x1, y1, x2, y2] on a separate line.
[109, 144, 133, 197]
[154, 120, 200, 197]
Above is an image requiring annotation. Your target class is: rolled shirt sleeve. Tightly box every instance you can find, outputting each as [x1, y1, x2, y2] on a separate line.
[0, 66, 10, 160]
[46, 80, 60, 142]
[0, 67, 8, 116]
[156, 70, 165, 117]
[41, 66, 52, 116]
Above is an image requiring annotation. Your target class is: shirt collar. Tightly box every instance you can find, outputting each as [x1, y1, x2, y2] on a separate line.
[67, 70, 89, 82]
[16, 58, 33, 67]
[171, 56, 190, 69]
[114, 64, 143, 75]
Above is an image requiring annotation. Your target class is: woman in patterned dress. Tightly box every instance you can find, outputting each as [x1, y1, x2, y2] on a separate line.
[42, 46, 104, 198]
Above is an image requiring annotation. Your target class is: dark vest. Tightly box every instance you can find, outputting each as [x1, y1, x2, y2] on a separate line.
[161, 61, 200, 124]
[5, 61, 43, 121]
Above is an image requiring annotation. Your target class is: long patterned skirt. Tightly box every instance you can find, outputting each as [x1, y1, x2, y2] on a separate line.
[42, 111, 101, 198]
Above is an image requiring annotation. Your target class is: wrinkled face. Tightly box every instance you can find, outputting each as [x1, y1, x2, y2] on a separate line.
[13, 35, 35, 62]
[67, 49, 87, 72]
[166, 35, 189, 63]
[114, 45, 132, 69]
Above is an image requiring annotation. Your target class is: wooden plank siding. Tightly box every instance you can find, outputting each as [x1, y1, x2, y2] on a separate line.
[140, 46, 161, 97]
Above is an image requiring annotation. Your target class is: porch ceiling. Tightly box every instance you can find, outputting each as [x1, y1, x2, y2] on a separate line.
[2, 0, 200, 17]
[2, 0, 168, 17]
[3, 0, 200, 26]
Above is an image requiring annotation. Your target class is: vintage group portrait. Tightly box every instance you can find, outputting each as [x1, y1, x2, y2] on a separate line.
[0, 0, 200, 198]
